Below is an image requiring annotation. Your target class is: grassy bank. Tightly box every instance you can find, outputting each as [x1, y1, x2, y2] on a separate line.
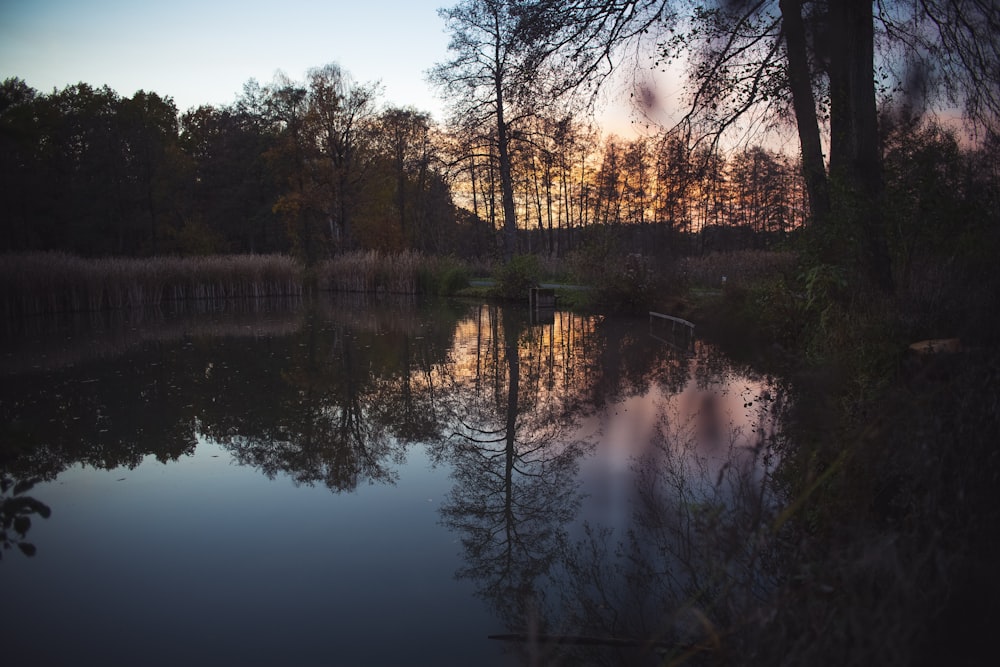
[316, 250, 469, 296]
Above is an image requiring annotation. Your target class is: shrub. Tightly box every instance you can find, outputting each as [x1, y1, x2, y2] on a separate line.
[677, 250, 799, 289]
[437, 262, 471, 296]
[492, 254, 541, 300]
[595, 253, 661, 312]
[417, 256, 470, 296]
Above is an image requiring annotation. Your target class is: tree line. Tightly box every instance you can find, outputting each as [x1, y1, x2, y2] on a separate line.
[3, 0, 998, 274]
[449, 119, 811, 257]
[2, 69, 814, 262]
[431, 0, 1000, 285]
[0, 68, 461, 261]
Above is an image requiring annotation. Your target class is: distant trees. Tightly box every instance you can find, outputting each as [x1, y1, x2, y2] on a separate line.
[368, 107, 456, 253]
[0, 81, 183, 255]
[438, 118, 805, 256]
[0, 69, 817, 263]
[0, 68, 460, 260]
[179, 94, 282, 254]
[510, 0, 1000, 289]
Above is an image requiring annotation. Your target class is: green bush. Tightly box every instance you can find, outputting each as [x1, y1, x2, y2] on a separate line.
[565, 236, 616, 286]
[595, 252, 661, 312]
[492, 254, 541, 300]
[417, 257, 470, 296]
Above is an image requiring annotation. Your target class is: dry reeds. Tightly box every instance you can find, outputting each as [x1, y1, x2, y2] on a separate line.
[0, 251, 474, 320]
[0, 252, 303, 318]
[316, 250, 467, 295]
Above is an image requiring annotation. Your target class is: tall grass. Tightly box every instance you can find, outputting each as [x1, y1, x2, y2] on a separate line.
[0, 251, 473, 320]
[316, 250, 469, 296]
[1, 252, 303, 318]
[317, 250, 421, 293]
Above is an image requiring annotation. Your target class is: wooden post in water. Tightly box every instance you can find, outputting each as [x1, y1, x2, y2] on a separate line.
[529, 287, 556, 309]
[529, 287, 556, 324]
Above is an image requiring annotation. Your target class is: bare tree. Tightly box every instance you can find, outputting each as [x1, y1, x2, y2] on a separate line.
[430, 0, 540, 261]
[518, 0, 1000, 289]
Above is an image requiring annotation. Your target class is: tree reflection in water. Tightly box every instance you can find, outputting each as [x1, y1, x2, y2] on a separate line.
[207, 296, 458, 492]
[217, 306, 403, 491]
[432, 307, 787, 666]
[554, 383, 785, 666]
[0, 297, 788, 664]
[432, 305, 587, 658]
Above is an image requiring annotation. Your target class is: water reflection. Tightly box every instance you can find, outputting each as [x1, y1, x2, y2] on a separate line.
[428, 308, 787, 665]
[432, 306, 587, 638]
[1, 297, 787, 666]
[0, 474, 51, 558]
[549, 379, 784, 666]
[0, 295, 462, 492]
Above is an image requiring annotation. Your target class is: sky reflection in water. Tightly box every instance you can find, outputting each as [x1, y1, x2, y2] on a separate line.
[1, 298, 786, 666]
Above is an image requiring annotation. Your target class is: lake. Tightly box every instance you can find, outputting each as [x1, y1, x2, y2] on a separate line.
[1, 296, 787, 666]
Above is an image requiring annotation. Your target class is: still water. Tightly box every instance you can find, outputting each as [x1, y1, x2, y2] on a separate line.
[1, 297, 787, 666]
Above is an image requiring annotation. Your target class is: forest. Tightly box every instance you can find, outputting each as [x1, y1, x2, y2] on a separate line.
[3, 68, 995, 275]
[0, 70, 813, 262]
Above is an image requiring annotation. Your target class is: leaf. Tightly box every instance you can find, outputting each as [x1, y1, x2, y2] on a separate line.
[13, 479, 37, 496]
[20, 497, 52, 519]
[13, 515, 30, 537]
[17, 542, 37, 557]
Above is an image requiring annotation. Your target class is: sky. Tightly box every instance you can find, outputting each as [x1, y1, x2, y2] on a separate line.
[0, 0, 457, 119]
[0, 0, 652, 133]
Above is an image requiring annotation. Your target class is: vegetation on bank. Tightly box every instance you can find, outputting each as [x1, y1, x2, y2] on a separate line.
[668, 244, 1000, 664]
[0, 252, 304, 318]
[0, 251, 476, 319]
[0, 245, 789, 320]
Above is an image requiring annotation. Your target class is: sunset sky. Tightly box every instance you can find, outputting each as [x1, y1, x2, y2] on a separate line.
[2, 0, 665, 135]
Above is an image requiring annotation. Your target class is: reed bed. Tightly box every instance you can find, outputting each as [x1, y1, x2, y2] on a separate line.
[316, 250, 421, 294]
[0, 252, 303, 318]
[316, 250, 469, 295]
[0, 251, 473, 320]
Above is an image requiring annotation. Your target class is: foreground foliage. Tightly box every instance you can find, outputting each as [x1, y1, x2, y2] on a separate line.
[677, 260, 1000, 663]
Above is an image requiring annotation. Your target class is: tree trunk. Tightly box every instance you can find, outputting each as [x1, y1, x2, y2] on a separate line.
[828, 0, 893, 291]
[496, 84, 518, 261]
[779, 0, 831, 227]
